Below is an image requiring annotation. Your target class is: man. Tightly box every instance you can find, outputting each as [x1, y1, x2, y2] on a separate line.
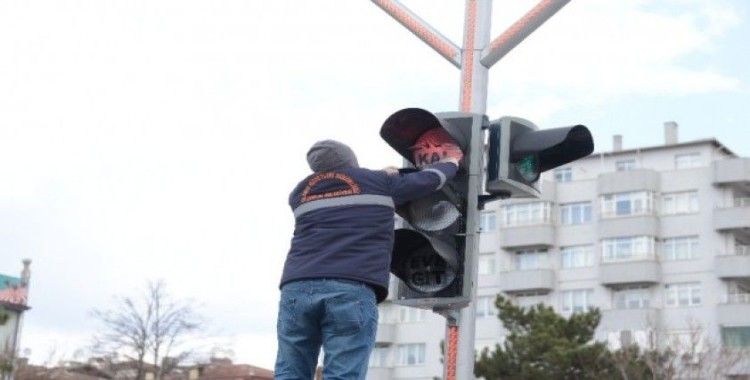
[275, 133, 462, 380]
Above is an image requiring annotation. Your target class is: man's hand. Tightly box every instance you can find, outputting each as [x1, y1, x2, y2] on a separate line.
[439, 157, 461, 166]
[438, 144, 463, 167]
[444, 144, 464, 163]
[382, 166, 400, 176]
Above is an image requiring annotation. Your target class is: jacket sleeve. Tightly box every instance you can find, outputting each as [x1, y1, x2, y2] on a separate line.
[387, 162, 459, 206]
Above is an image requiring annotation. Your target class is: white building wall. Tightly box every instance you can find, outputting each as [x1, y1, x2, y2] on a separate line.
[371, 139, 749, 379]
[0, 311, 20, 348]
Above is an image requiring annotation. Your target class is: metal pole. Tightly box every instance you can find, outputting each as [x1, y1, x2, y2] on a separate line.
[444, 2, 492, 380]
[458, 0, 492, 114]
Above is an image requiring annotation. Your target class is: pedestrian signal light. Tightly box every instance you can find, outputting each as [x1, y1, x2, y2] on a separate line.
[486, 116, 593, 198]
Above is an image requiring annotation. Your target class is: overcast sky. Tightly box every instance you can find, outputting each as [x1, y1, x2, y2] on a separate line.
[1, 0, 748, 369]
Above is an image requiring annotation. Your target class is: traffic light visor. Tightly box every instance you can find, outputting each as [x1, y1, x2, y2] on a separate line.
[405, 194, 461, 233]
[381, 108, 467, 166]
[512, 125, 594, 172]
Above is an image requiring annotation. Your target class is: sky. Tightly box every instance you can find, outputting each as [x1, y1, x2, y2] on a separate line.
[0, 0, 748, 370]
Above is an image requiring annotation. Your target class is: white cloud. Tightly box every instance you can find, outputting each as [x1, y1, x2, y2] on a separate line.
[485, 0, 741, 121]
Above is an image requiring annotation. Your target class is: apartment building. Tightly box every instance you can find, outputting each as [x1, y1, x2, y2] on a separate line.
[370, 124, 750, 379]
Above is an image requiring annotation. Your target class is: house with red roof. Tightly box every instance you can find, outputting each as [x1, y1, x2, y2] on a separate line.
[0, 259, 31, 380]
[186, 358, 273, 380]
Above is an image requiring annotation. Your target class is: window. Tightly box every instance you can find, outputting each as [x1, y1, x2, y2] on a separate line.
[397, 343, 425, 366]
[665, 282, 701, 307]
[661, 236, 699, 261]
[600, 191, 654, 217]
[561, 289, 594, 313]
[559, 202, 592, 225]
[607, 330, 654, 350]
[727, 280, 750, 304]
[722, 327, 750, 348]
[613, 287, 651, 309]
[736, 242, 750, 256]
[555, 168, 572, 182]
[476, 296, 497, 318]
[513, 291, 548, 309]
[665, 330, 705, 357]
[662, 191, 698, 215]
[675, 152, 701, 169]
[480, 211, 497, 232]
[515, 249, 548, 270]
[500, 202, 552, 227]
[561, 245, 593, 269]
[398, 306, 426, 323]
[732, 197, 750, 208]
[478, 253, 496, 275]
[602, 236, 655, 262]
[616, 159, 636, 171]
[369, 346, 389, 367]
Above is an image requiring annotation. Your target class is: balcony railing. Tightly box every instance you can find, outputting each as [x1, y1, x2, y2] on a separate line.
[499, 216, 553, 228]
[512, 256, 552, 271]
[717, 246, 750, 257]
[600, 209, 656, 219]
[601, 251, 656, 263]
[724, 293, 750, 304]
[721, 197, 750, 208]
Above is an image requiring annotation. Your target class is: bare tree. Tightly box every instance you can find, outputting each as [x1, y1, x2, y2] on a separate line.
[641, 318, 750, 380]
[148, 282, 200, 380]
[1, 339, 14, 380]
[92, 280, 202, 380]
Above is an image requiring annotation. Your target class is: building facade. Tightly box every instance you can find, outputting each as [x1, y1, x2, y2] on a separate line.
[369, 125, 750, 379]
[0, 260, 31, 380]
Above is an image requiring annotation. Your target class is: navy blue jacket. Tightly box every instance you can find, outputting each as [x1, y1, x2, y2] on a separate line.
[279, 162, 458, 302]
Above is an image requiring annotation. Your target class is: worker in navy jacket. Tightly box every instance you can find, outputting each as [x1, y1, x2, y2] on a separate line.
[275, 139, 461, 380]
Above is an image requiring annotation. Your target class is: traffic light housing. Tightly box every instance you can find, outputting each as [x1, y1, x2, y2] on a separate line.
[380, 108, 484, 309]
[486, 116, 594, 198]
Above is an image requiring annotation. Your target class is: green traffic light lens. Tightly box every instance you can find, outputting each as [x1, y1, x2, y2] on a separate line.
[516, 154, 540, 182]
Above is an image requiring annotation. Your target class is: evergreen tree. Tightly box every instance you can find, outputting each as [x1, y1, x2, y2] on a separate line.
[474, 295, 616, 380]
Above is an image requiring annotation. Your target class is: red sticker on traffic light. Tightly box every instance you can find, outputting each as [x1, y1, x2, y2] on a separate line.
[410, 128, 463, 168]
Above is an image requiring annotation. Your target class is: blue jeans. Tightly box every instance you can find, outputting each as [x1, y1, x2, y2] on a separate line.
[274, 279, 378, 380]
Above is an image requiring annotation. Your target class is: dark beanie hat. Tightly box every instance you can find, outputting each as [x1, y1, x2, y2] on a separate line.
[306, 140, 359, 172]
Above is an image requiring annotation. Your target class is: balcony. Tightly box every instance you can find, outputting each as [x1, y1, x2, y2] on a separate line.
[498, 201, 555, 248]
[600, 253, 660, 287]
[499, 223, 555, 248]
[375, 323, 395, 344]
[714, 198, 750, 239]
[600, 308, 660, 331]
[498, 268, 555, 294]
[598, 213, 659, 239]
[717, 293, 750, 326]
[713, 158, 750, 192]
[598, 169, 660, 194]
[715, 248, 750, 279]
[366, 367, 393, 380]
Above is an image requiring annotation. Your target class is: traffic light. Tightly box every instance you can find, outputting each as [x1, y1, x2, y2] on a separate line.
[380, 108, 484, 309]
[486, 116, 594, 198]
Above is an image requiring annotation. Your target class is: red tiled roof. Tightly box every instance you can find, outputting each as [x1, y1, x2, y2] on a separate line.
[16, 367, 110, 380]
[200, 364, 273, 380]
[0, 285, 27, 305]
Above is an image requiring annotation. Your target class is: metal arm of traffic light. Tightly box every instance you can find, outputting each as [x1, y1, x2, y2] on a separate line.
[481, 0, 571, 68]
[371, 0, 461, 68]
